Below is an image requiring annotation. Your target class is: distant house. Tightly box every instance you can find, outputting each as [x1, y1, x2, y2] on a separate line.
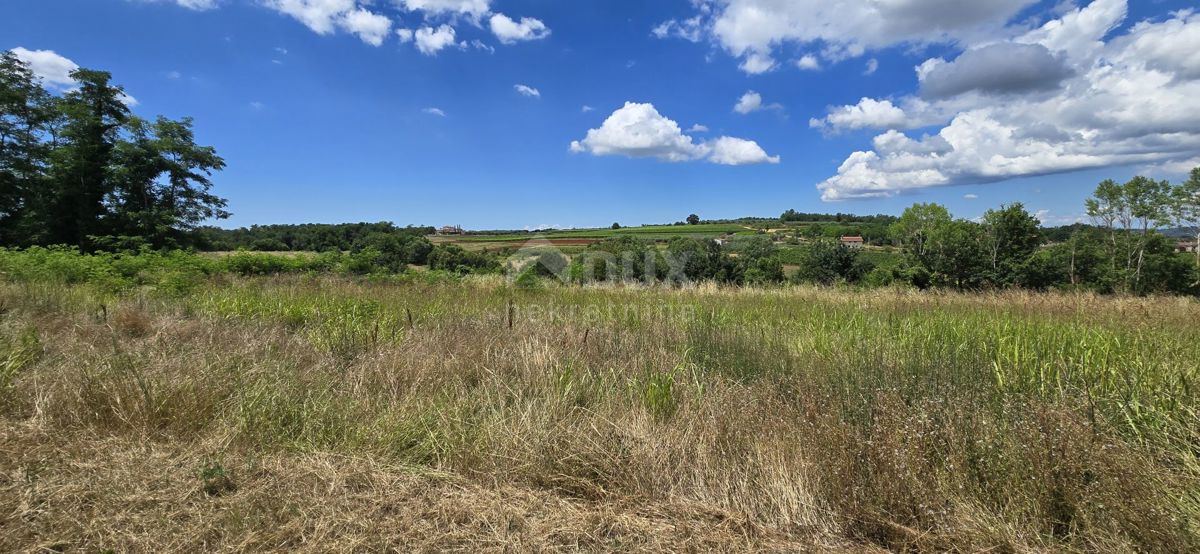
[839, 235, 865, 248]
[439, 225, 465, 235]
[1177, 240, 1199, 253]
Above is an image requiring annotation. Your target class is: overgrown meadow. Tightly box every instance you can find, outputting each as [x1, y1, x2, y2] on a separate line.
[1, 248, 1198, 552]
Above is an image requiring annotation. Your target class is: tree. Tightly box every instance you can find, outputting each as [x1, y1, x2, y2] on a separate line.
[1172, 167, 1200, 278]
[794, 239, 871, 285]
[890, 203, 951, 262]
[666, 237, 719, 282]
[0, 52, 231, 251]
[686, 213, 700, 225]
[1086, 176, 1174, 291]
[926, 219, 988, 289]
[611, 222, 621, 230]
[0, 51, 54, 244]
[981, 202, 1042, 285]
[107, 116, 228, 247]
[1085, 178, 1124, 273]
[43, 68, 130, 248]
[1126, 176, 1174, 288]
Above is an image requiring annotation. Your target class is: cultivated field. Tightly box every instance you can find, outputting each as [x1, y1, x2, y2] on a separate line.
[2, 274, 1198, 552]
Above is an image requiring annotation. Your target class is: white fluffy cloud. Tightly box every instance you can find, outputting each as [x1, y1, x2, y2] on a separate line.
[570, 102, 778, 166]
[410, 25, 457, 55]
[263, 0, 392, 46]
[422, 107, 446, 116]
[815, 1, 1200, 201]
[397, 0, 490, 19]
[341, 8, 392, 46]
[489, 13, 550, 44]
[733, 91, 762, 114]
[706, 136, 780, 165]
[811, 97, 908, 131]
[12, 47, 139, 106]
[11, 47, 78, 88]
[733, 90, 781, 114]
[796, 54, 820, 71]
[166, 0, 548, 53]
[657, 0, 1036, 74]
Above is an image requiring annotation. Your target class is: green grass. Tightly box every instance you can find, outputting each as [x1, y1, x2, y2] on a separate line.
[2, 250, 1199, 551]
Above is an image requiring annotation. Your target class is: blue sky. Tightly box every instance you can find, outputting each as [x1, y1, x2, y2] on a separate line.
[5, 0, 1199, 229]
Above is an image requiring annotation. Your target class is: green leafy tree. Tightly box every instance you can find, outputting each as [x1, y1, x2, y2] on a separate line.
[44, 69, 130, 248]
[927, 219, 988, 289]
[794, 239, 872, 285]
[890, 203, 951, 262]
[666, 237, 720, 282]
[1086, 176, 1174, 291]
[981, 202, 1042, 285]
[107, 116, 228, 247]
[1172, 167, 1200, 278]
[0, 51, 54, 244]
[686, 213, 700, 225]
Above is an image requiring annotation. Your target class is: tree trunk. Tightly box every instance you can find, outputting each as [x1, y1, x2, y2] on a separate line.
[1069, 239, 1077, 286]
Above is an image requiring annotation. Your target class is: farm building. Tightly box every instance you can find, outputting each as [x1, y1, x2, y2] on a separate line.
[1177, 240, 1198, 253]
[439, 225, 465, 235]
[839, 236, 865, 248]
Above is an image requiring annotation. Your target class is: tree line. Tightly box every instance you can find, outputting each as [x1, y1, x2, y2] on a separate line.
[1, 51, 228, 250]
[832, 172, 1200, 295]
[192, 222, 436, 252]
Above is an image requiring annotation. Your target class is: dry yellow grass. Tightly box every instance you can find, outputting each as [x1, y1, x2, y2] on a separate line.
[1, 277, 1198, 552]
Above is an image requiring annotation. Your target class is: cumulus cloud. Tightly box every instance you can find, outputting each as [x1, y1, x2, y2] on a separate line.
[658, 0, 1036, 74]
[864, 58, 879, 75]
[918, 42, 1072, 99]
[183, 0, 547, 53]
[811, 97, 908, 131]
[489, 13, 550, 44]
[688, 124, 709, 133]
[733, 91, 762, 114]
[570, 102, 778, 166]
[815, 1, 1200, 201]
[796, 54, 820, 71]
[738, 52, 775, 74]
[397, 0, 491, 19]
[263, 0, 392, 46]
[514, 84, 540, 98]
[340, 8, 392, 46]
[412, 25, 457, 55]
[706, 136, 781, 165]
[733, 91, 781, 114]
[11, 47, 78, 88]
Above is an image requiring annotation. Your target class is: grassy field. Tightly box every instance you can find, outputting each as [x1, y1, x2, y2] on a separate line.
[2, 273, 1198, 552]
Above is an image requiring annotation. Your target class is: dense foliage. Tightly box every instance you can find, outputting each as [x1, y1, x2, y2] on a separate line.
[193, 222, 436, 252]
[0, 51, 227, 250]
